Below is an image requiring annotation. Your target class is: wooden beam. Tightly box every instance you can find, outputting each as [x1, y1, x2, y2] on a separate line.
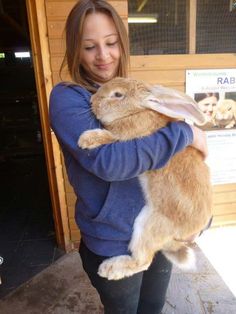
[187, 0, 197, 54]
[137, 0, 149, 12]
[26, 0, 72, 251]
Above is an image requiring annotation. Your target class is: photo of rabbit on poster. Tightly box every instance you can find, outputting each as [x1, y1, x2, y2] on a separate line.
[194, 92, 236, 130]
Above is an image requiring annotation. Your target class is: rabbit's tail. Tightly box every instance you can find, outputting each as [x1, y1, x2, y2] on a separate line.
[163, 245, 196, 270]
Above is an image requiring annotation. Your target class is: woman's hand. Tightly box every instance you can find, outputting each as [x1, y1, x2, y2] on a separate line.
[190, 125, 208, 159]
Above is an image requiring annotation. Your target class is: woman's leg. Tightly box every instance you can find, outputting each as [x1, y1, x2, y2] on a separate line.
[137, 252, 172, 314]
[79, 240, 143, 314]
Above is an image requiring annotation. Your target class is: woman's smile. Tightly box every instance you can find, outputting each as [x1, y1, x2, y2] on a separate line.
[95, 62, 113, 69]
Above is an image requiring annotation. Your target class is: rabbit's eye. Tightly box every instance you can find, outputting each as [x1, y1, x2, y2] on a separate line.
[228, 106, 232, 111]
[113, 92, 124, 98]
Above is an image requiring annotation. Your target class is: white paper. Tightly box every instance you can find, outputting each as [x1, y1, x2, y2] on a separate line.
[186, 69, 236, 185]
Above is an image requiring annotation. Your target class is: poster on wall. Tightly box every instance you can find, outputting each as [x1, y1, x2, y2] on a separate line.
[186, 69, 236, 185]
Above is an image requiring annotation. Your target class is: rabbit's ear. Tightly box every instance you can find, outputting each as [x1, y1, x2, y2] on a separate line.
[143, 85, 206, 125]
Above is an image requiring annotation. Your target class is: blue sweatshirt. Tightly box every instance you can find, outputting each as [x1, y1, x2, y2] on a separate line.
[49, 82, 193, 257]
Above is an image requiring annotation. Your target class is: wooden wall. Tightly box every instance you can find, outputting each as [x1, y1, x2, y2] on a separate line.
[43, 0, 236, 247]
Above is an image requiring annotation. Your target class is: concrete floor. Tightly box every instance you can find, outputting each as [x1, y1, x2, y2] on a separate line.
[0, 242, 236, 314]
[197, 225, 236, 297]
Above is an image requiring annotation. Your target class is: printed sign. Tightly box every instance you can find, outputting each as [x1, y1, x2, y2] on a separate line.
[186, 69, 236, 185]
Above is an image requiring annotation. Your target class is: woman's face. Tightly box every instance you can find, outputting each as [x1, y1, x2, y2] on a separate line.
[198, 96, 218, 119]
[80, 12, 121, 84]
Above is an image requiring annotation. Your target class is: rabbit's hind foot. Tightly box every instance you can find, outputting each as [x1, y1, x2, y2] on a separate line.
[98, 255, 150, 280]
[163, 246, 196, 270]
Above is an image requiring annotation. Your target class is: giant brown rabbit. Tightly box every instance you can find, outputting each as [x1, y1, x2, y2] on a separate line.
[78, 77, 213, 280]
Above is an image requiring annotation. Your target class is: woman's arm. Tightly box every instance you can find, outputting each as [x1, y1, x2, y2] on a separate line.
[49, 83, 194, 182]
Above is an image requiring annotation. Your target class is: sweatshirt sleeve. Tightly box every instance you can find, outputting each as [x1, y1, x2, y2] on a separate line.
[49, 83, 193, 182]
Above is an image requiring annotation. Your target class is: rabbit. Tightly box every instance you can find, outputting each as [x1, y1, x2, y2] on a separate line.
[78, 77, 213, 280]
[211, 99, 236, 129]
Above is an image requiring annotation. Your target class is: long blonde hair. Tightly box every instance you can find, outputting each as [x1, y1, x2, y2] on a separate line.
[60, 0, 129, 92]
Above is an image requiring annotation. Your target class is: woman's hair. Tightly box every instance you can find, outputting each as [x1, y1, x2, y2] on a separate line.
[60, 0, 129, 92]
[194, 92, 219, 103]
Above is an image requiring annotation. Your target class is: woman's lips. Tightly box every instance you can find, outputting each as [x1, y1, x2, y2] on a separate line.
[95, 63, 112, 70]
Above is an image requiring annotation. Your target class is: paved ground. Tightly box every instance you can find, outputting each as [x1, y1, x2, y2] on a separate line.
[0, 251, 103, 314]
[0, 243, 236, 314]
[197, 225, 236, 297]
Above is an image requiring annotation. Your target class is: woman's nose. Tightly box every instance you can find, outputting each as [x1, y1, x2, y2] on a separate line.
[208, 104, 213, 111]
[96, 46, 108, 60]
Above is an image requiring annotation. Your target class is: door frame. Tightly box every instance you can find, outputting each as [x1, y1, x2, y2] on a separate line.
[26, 0, 71, 251]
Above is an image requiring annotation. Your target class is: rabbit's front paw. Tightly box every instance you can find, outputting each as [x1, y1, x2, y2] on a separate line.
[78, 129, 115, 149]
[225, 121, 236, 128]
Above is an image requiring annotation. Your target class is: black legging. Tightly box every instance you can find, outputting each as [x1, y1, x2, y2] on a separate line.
[79, 240, 172, 314]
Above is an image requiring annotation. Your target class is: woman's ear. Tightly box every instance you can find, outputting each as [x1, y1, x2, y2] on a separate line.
[142, 85, 207, 126]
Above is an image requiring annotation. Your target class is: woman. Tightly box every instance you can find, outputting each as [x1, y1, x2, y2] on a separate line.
[194, 93, 219, 127]
[49, 1, 208, 313]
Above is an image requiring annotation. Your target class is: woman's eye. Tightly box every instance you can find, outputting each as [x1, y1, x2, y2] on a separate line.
[107, 41, 118, 46]
[85, 46, 95, 50]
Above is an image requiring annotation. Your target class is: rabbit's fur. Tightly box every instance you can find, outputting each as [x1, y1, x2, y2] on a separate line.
[212, 99, 236, 128]
[78, 77, 212, 280]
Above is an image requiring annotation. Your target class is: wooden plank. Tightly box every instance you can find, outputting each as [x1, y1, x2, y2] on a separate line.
[213, 191, 236, 204]
[45, 1, 127, 19]
[68, 205, 75, 218]
[48, 38, 65, 55]
[32, 1, 53, 105]
[52, 71, 71, 86]
[213, 203, 236, 216]
[130, 54, 236, 70]
[51, 56, 66, 70]
[187, 0, 197, 54]
[212, 213, 236, 226]
[69, 218, 78, 230]
[71, 229, 81, 241]
[27, 0, 72, 251]
[66, 192, 76, 207]
[47, 17, 127, 38]
[45, 2, 84, 19]
[136, 0, 148, 12]
[129, 69, 185, 84]
[65, 180, 74, 193]
[52, 72, 60, 85]
[213, 183, 236, 193]
[47, 21, 66, 38]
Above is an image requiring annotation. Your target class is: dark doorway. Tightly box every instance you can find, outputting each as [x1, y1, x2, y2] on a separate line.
[0, 0, 64, 298]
